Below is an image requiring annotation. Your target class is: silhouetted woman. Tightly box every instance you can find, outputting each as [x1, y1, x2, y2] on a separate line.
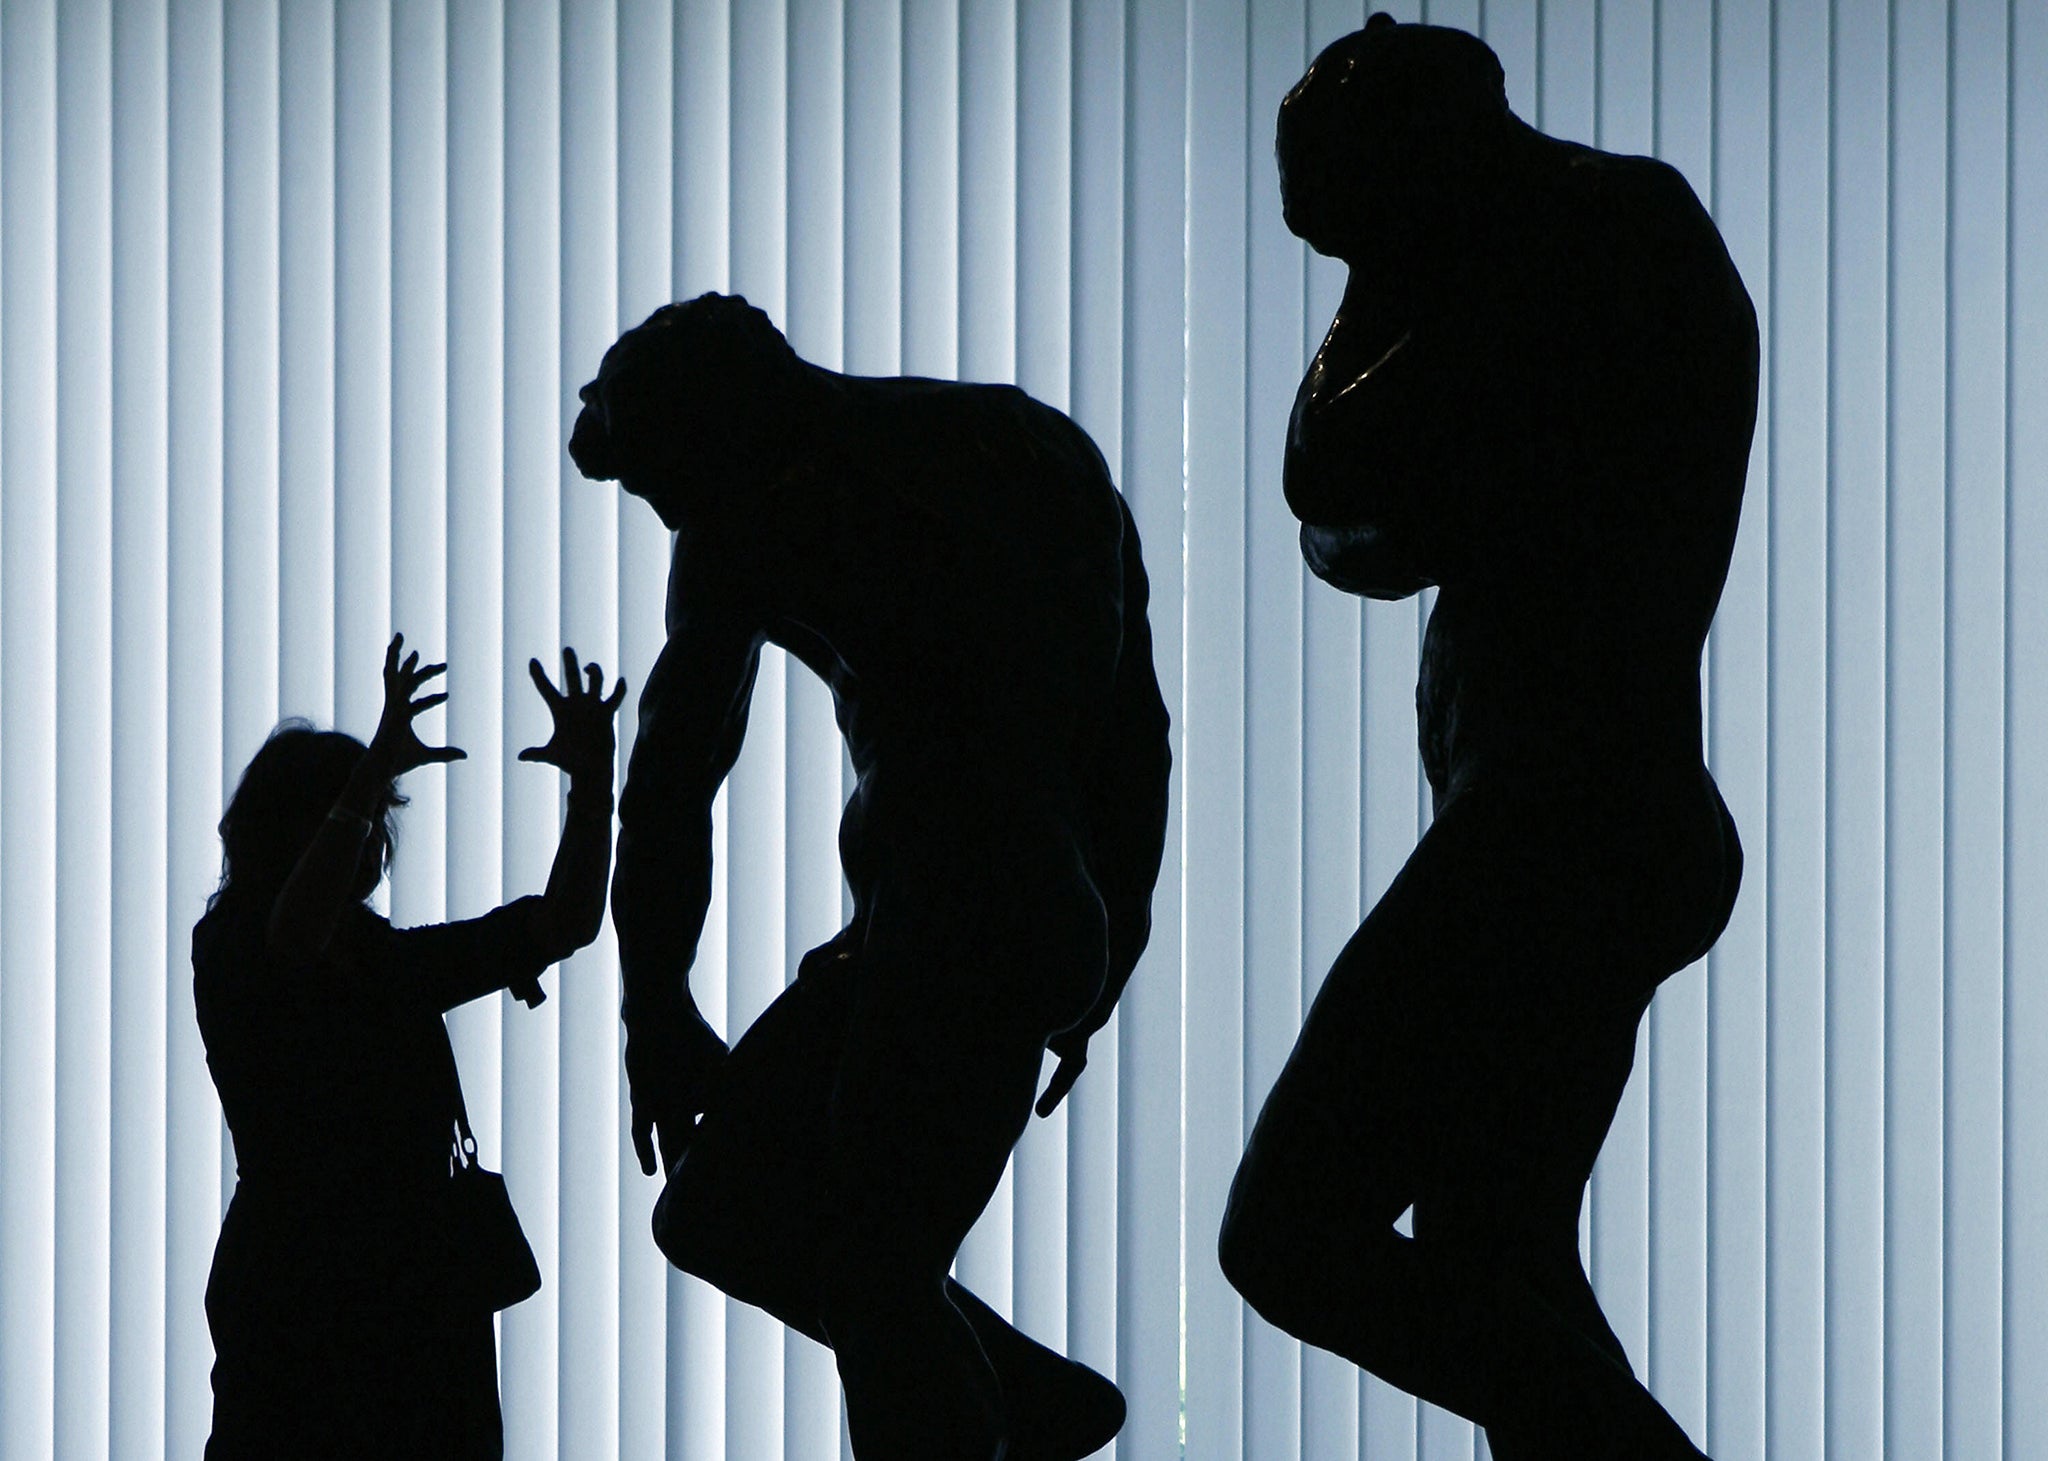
[195, 636, 623, 1458]
[1218, 17, 1755, 1460]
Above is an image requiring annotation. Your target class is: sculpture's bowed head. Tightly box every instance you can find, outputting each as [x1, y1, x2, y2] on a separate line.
[1277, 12, 1510, 258]
[570, 292, 806, 528]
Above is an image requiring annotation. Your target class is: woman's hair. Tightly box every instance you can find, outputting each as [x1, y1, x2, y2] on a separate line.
[208, 720, 405, 914]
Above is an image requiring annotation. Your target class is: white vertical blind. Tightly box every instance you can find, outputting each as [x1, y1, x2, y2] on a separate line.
[0, 2, 2043, 1458]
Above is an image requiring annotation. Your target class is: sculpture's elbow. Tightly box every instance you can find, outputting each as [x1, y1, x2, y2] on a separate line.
[1300, 522, 1432, 600]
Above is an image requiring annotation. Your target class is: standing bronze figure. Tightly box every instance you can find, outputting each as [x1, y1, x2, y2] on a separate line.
[572, 296, 1170, 1461]
[1219, 17, 1756, 1460]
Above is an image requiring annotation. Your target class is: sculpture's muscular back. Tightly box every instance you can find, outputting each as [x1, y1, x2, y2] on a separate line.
[1286, 135, 1758, 803]
[668, 378, 1128, 883]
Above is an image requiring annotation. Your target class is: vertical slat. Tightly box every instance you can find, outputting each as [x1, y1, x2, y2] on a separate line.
[1943, 4, 2010, 1456]
[716, 625, 788, 1461]
[956, 0, 1014, 383]
[842, 0, 900, 377]
[1, 0, 61, 1454]
[1765, 5, 1832, 1458]
[109, 0, 172, 1453]
[53, 0, 115, 1453]
[672, 0, 732, 298]
[1706, 0, 1774, 1453]
[1886, 0, 1950, 1455]
[1183, 0, 1249, 1454]
[333, 0, 391, 740]
[1354, 1, 1418, 1451]
[1244, 1, 1312, 1457]
[1120, 0, 1189, 1452]
[1823, 3, 1891, 1457]
[162, 0, 226, 1448]
[2003, 5, 2048, 1455]
[1537, 0, 1597, 145]
[557, 2, 623, 1454]
[611, 1, 674, 1452]
[952, 0, 1021, 1338]
[900, 0, 957, 377]
[1588, 0, 1660, 1402]
[500, 0, 564, 1450]
[1012, 0, 1075, 1386]
[443, 0, 508, 1345]
[1291, 0, 1365, 1449]
[725, 2, 794, 1451]
[1065, 0, 1126, 1434]
[219, 0, 280, 920]
[1647, 5, 1717, 1443]
[1542, 0, 1614, 1399]
[218, 0, 281, 1254]
[665, 6, 731, 1453]
[391, 0, 452, 946]
[780, 0, 848, 1452]
[275, 0, 333, 725]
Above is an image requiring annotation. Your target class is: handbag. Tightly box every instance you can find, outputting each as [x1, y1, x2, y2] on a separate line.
[434, 1021, 542, 1312]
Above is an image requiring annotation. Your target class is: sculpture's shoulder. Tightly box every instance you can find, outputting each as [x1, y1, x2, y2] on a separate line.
[1559, 150, 1754, 340]
[840, 376, 1121, 536]
[860, 376, 1107, 474]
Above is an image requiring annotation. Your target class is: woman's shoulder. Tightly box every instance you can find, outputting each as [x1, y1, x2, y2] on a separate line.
[192, 898, 262, 978]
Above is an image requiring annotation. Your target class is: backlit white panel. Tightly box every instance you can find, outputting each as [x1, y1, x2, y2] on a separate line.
[1, 3, 2041, 1457]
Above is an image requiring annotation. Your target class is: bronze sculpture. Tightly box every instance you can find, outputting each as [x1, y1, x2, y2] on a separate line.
[571, 296, 1171, 1460]
[1219, 16, 1756, 1459]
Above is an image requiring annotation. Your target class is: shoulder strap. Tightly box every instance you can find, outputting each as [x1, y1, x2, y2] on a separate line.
[431, 1016, 480, 1172]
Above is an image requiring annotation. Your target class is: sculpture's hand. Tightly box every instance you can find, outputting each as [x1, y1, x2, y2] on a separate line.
[628, 1010, 729, 1177]
[1035, 1027, 1090, 1118]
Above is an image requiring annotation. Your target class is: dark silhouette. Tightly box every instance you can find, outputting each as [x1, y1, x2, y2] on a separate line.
[194, 636, 622, 1458]
[1217, 16, 1754, 1461]
[571, 295, 1171, 1460]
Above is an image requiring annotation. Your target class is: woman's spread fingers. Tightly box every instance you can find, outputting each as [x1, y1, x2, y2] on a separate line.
[430, 744, 467, 762]
[416, 661, 448, 684]
[403, 649, 420, 676]
[585, 663, 603, 695]
[561, 647, 582, 690]
[411, 691, 449, 714]
[604, 679, 628, 711]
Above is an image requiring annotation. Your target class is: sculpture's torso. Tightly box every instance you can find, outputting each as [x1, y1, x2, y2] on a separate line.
[669, 378, 1129, 904]
[1285, 139, 1759, 812]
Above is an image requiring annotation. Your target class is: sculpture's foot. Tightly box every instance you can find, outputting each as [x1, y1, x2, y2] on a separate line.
[998, 1354, 1125, 1461]
[1482, 1393, 1710, 1461]
[827, 1288, 1004, 1461]
[945, 1285, 1125, 1460]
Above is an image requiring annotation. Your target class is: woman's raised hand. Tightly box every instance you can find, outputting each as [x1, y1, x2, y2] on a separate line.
[519, 648, 626, 786]
[369, 633, 466, 776]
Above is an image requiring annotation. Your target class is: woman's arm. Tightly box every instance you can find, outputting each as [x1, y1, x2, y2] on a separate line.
[407, 652, 623, 1013]
[518, 648, 628, 964]
[265, 635, 463, 966]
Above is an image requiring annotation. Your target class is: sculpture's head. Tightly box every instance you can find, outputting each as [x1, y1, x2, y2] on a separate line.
[1277, 12, 1510, 261]
[570, 293, 806, 529]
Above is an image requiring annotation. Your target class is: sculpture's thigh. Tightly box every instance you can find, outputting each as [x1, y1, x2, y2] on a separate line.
[819, 890, 1067, 1282]
[1233, 799, 1649, 1240]
[655, 954, 856, 1333]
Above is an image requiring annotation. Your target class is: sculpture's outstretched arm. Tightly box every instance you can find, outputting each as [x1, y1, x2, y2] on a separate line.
[616, 595, 763, 1174]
